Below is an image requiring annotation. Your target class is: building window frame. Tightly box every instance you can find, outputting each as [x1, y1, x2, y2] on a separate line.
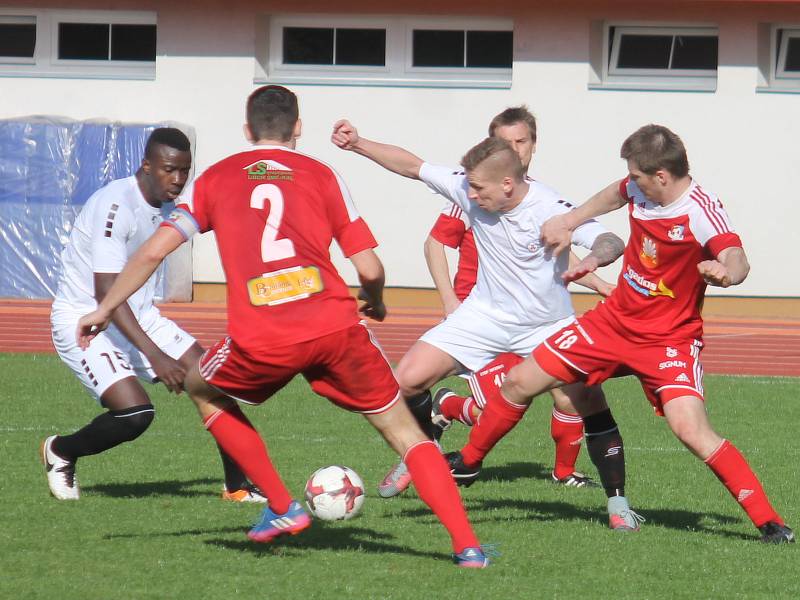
[590, 21, 718, 92]
[0, 9, 156, 80]
[257, 14, 513, 89]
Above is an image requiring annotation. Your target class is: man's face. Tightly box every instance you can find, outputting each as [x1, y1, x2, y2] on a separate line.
[626, 159, 663, 202]
[466, 163, 511, 212]
[493, 122, 535, 171]
[142, 145, 192, 202]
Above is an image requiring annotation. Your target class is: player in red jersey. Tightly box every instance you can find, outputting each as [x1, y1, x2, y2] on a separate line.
[422, 107, 617, 490]
[76, 85, 490, 567]
[454, 124, 793, 543]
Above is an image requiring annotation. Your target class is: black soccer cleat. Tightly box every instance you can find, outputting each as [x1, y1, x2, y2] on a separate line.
[758, 521, 795, 544]
[445, 451, 481, 487]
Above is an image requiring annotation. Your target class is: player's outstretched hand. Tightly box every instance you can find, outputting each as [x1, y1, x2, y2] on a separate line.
[331, 119, 359, 150]
[76, 309, 113, 350]
[698, 260, 732, 287]
[357, 288, 387, 322]
[562, 255, 600, 284]
[541, 213, 573, 256]
[148, 351, 186, 394]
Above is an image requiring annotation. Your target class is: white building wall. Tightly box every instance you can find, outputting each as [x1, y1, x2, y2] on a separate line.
[1, 1, 798, 296]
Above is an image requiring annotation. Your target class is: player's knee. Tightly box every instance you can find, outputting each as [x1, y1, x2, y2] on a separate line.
[109, 404, 155, 442]
[501, 365, 534, 406]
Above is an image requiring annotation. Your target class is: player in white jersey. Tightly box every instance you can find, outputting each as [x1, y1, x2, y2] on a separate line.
[379, 108, 616, 498]
[43, 128, 262, 503]
[332, 122, 641, 530]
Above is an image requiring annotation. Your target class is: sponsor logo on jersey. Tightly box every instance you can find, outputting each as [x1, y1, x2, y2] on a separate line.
[244, 160, 294, 181]
[675, 373, 691, 383]
[623, 266, 675, 299]
[247, 265, 323, 306]
[640, 235, 658, 267]
[666, 347, 678, 358]
[659, 360, 687, 370]
[667, 224, 685, 241]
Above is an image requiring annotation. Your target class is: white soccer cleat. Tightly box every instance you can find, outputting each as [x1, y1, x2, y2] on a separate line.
[41, 435, 80, 500]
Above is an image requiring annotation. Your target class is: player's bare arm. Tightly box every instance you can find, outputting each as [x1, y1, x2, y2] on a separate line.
[331, 119, 424, 180]
[350, 248, 387, 322]
[562, 232, 625, 284]
[94, 272, 186, 393]
[542, 181, 627, 256]
[698, 246, 750, 288]
[78, 227, 185, 348]
[424, 235, 461, 315]
[568, 251, 616, 297]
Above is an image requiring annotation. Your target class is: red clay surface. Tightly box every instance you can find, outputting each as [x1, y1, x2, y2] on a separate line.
[2, 299, 799, 377]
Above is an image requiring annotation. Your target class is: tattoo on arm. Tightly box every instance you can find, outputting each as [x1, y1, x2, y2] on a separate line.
[589, 233, 626, 267]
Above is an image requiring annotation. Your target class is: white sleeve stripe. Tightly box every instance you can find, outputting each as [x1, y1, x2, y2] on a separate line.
[691, 188, 730, 234]
[694, 188, 729, 232]
[332, 168, 360, 222]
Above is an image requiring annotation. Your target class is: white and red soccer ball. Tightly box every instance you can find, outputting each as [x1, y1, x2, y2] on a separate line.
[304, 465, 365, 521]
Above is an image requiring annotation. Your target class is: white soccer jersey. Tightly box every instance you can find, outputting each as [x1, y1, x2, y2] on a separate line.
[420, 163, 607, 326]
[52, 176, 163, 321]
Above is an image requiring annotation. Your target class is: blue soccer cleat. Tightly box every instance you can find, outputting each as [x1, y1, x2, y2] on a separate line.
[453, 546, 491, 568]
[247, 500, 312, 543]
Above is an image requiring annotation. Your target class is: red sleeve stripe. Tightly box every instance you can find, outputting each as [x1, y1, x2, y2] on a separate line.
[448, 204, 462, 219]
[690, 188, 730, 235]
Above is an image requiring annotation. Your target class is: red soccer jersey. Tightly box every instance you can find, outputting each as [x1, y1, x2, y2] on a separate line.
[429, 204, 478, 301]
[602, 177, 742, 342]
[164, 145, 377, 355]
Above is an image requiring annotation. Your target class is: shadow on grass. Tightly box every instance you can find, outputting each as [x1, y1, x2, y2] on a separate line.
[204, 524, 448, 561]
[86, 477, 218, 498]
[479, 461, 551, 483]
[396, 490, 753, 541]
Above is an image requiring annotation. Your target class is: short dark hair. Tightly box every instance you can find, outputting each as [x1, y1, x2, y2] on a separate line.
[461, 137, 526, 182]
[488, 106, 537, 143]
[620, 124, 689, 177]
[144, 127, 191, 159]
[246, 85, 299, 142]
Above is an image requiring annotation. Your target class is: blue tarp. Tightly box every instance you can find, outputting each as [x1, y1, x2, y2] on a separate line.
[0, 117, 188, 299]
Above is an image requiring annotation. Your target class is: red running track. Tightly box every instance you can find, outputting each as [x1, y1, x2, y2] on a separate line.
[1, 299, 799, 377]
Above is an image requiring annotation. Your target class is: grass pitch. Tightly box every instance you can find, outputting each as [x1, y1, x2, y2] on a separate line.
[1, 353, 797, 599]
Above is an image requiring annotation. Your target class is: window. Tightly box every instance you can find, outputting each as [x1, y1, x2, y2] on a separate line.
[756, 25, 800, 93]
[590, 23, 718, 92]
[282, 27, 385, 66]
[411, 29, 512, 68]
[0, 16, 36, 61]
[610, 26, 717, 76]
[776, 28, 800, 78]
[0, 10, 156, 79]
[258, 15, 513, 88]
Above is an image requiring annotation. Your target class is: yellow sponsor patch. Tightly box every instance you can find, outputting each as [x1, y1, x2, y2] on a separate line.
[247, 266, 323, 306]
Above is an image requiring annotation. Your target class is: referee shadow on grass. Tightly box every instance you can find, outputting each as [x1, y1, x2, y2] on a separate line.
[204, 525, 447, 561]
[86, 477, 218, 499]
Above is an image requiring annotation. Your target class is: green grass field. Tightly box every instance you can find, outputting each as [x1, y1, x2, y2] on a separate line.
[2, 353, 797, 599]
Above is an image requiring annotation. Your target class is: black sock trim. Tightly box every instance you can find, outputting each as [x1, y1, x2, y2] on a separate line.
[583, 409, 617, 437]
[110, 404, 155, 418]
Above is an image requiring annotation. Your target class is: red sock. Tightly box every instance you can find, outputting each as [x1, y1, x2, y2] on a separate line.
[705, 440, 783, 528]
[440, 393, 480, 426]
[551, 408, 584, 479]
[404, 440, 480, 553]
[204, 407, 293, 514]
[461, 392, 528, 467]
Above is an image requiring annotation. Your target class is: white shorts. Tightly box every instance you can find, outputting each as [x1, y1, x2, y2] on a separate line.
[419, 302, 576, 373]
[51, 310, 196, 402]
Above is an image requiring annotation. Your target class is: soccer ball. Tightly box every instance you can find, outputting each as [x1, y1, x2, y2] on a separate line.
[304, 465, 365, 521]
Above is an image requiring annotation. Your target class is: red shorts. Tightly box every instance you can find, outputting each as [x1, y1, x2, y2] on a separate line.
[533, 306, 704, 416]
[467, 353, 524, 409]
[199, 322, 400, 414]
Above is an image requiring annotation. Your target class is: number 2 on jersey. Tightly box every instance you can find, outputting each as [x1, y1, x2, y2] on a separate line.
[250, 183, 296, 262]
